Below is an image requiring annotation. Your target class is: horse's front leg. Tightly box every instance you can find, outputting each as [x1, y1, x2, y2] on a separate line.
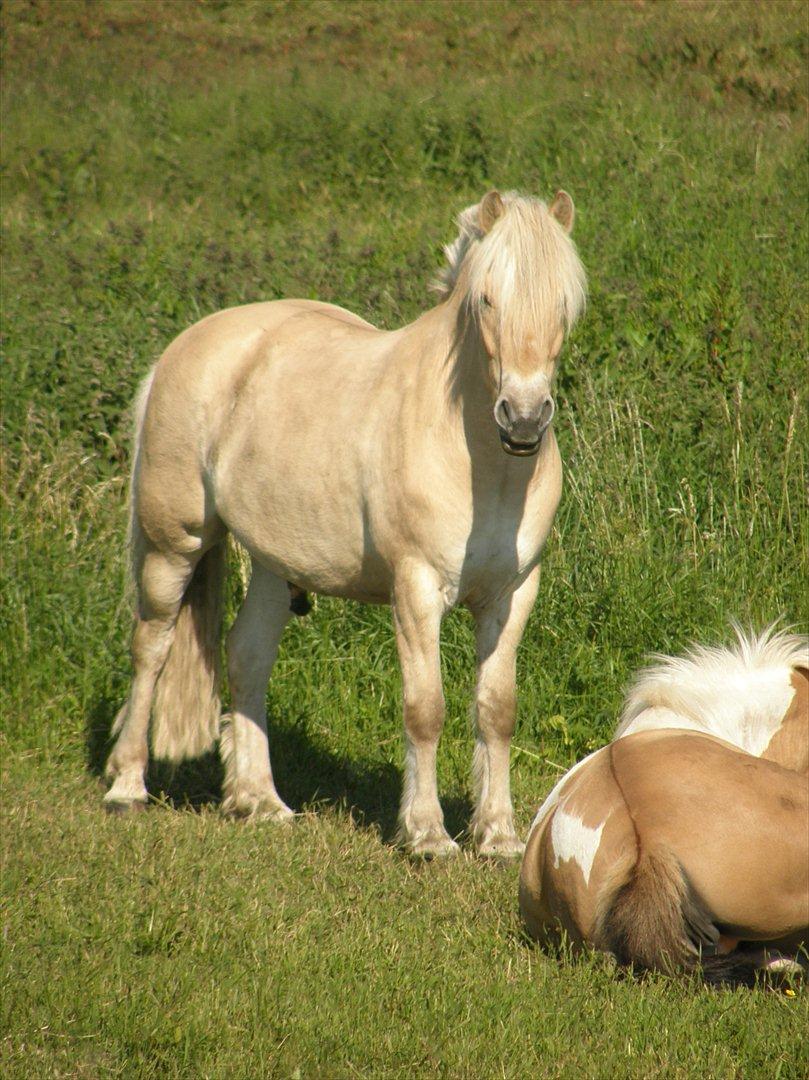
[392, 564, 458, 858]
[471, 565, 541, 857]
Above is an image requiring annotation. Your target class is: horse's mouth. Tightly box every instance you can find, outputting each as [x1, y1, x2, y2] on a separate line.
[499, 432, 541, 457]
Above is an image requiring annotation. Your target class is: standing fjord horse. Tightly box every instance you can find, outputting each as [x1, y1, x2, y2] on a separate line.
[104, 190, 586, 856]
[520, 627, 809, 984]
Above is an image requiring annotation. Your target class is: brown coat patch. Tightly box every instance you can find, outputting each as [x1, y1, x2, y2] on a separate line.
[762, 668, 809, 774]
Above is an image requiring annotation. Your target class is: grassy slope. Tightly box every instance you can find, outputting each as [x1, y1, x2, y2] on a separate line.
[2, 1, 808, 1076]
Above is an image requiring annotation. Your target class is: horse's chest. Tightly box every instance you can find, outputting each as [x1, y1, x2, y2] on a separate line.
[426, 484, 553, 608]
[458, 511, 543, 593]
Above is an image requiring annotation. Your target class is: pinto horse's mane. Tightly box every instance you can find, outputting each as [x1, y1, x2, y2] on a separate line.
[433, 192, 586, 334]
[616, 624, 809, 754]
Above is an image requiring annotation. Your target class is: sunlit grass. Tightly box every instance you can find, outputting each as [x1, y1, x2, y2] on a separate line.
[2, 2, 808, 1076]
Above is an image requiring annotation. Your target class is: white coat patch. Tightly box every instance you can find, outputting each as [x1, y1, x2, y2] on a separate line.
[527, 750, 600, 841]
[550, 805, 606, 886]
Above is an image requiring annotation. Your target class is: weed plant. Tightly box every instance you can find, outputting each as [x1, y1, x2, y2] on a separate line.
[2, 2, 807, 1076]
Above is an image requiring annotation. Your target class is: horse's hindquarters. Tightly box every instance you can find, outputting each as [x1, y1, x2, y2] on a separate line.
[611, 734, 809, 943]
[520, 747, 637, 948]
[522, 732, 809, 968]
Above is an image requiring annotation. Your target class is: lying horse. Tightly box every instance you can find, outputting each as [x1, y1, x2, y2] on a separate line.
[519, 627, 809, 984]
[104, 190, 586, 856]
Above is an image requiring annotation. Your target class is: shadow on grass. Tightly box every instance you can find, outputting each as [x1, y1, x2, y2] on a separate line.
[86, 697, 472, 844]
[85, 692, 225, 809]
[268, 716, 473, 844]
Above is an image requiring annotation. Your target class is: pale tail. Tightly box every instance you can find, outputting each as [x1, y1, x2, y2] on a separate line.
[126, 366, 226, 763]
[150, 543, 226, 762]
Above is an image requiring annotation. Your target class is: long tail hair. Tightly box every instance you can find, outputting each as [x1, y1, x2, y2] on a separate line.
[148, 543, 226, 761]
[594, 845, 713, 974]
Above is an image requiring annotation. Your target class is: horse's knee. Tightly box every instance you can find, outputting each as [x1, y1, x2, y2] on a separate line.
[404, 694, 445, 743]
[477, 687, 517, 740]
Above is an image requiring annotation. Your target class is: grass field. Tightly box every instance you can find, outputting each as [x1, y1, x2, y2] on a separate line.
[2, 1, 808, 1076]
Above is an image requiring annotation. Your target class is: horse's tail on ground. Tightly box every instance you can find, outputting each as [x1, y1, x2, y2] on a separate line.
[118, 366, 227, 762]
[594, 842, 760, 983]
[594, 842, 808, 989]
[594, 844, 796, 987]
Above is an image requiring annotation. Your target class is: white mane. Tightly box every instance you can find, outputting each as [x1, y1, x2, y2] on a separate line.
[434, 192, 586, 333]
[615, 624, 808, 756]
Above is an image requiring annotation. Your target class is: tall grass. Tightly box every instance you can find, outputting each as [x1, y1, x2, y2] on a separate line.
[2, 2, 808, 1076]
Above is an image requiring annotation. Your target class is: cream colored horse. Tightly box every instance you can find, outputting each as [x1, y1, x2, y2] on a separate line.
[104, 190, 586, 856]
[520, 627, 809, 984]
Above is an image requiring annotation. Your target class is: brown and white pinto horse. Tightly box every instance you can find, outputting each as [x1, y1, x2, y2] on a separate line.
[519, 627, 809, 985]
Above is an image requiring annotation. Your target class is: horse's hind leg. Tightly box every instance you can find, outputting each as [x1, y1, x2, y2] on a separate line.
[220, 561, 294, 821]
[470, 566, 541, 857]
[104, 548, 196, 811]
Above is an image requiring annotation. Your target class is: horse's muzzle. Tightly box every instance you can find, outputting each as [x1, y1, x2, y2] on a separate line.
[498, 430, 542, 456]
[494, 394, 554, 457]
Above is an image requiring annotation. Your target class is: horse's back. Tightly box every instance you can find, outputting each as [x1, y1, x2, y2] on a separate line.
[150, 299, 378, 397]
[152, 299, 379, 401]
[184, 298, 377, 338]
[611, 729, 808, 835]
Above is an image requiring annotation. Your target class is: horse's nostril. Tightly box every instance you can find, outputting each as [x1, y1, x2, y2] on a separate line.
[496, 399, 513, 429]
[539, 397, 555, 428]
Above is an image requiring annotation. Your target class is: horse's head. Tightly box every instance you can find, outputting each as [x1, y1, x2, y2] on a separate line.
[439, 190, 586, 456]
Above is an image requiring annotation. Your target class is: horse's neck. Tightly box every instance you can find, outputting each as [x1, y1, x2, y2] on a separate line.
[410, 297, 496, 440]
[397, 297, 481, 423]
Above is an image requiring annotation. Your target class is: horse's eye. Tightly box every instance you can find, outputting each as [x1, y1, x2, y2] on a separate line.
[480, 294, 492, 309]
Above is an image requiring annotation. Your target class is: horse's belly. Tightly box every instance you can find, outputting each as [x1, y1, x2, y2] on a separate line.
[215, 463, 393, 602]
[256, 539, 392, 605]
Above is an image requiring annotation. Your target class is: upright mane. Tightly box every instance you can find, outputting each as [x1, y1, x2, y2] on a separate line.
[433, 191, 586, 333]
[615, 624, 809, 754]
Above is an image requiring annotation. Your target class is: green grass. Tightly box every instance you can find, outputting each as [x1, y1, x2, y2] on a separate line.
[2, 1, 808, 1076]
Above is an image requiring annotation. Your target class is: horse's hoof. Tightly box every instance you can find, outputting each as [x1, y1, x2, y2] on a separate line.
[221, 792, 295, 823]
[404, 832, 461, 860]
[475, 831, 525, 860]
[104, 797, 148, 815]
[252, 805, 296, 825]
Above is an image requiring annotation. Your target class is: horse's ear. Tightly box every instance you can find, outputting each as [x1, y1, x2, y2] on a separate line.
[478, 190, 505, 234]
[549, 190, 575, 233]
